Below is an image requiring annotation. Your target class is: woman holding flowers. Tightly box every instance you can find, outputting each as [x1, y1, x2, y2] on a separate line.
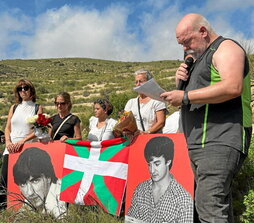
[49, 92, 82, 142]
[0, 79, 43, 209]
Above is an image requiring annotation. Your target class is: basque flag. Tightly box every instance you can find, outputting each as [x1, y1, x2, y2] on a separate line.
[60, 138, 130, 216]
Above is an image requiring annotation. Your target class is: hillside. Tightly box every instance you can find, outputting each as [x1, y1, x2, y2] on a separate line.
[0, 58, 181, 135]
[0, 55, 253, 136]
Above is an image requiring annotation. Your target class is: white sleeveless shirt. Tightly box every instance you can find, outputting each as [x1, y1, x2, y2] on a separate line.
[4, 101, 36, 155]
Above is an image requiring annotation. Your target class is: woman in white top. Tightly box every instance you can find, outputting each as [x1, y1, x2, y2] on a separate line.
[162, 111, 180, 133]
[125, 69, 167, 134]
[87, 98, 117, 141]
[0, 79, 43, 209]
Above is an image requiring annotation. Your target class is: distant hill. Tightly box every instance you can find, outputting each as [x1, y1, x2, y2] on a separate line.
[0, 57, 182, 135]
[0, 55, 253, 136]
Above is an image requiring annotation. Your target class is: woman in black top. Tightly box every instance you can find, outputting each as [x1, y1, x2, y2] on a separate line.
[49, 92, 82, 142]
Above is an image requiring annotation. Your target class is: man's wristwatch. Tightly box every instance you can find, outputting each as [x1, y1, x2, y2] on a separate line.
[182, 91, 190, 105]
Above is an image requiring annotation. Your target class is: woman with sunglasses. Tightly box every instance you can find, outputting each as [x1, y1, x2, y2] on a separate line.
[49, 92, 82, 142]
[0, 79, 43, 209]
[87, 98, 117, 141]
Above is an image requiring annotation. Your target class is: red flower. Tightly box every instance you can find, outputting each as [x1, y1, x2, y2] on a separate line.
[36, 114, 52, 127]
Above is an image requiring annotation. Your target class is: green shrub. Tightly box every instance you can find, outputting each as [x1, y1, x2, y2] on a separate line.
[109, 92, 136, 119]
[234, 140, 254, 222]
[240, 190, 254, 223]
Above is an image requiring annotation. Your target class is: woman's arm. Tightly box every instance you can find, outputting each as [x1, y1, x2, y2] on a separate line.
[5, 105, 14, 150]
[140, 109, 166, 134]
[48, 123, 53, 138]
[59, 121, 82, 142]
[13, 132, 36, 152]
[37, 105, 43, 114]
[73, 122, 82, 140]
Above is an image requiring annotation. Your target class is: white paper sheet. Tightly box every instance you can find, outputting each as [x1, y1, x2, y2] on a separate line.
[133, 78, 166, 102]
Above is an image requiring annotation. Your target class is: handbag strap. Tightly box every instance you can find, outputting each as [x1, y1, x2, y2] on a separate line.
[98, 119, 108, 141]
[53, 114, 73, 140]
[137, 97, 146, 131]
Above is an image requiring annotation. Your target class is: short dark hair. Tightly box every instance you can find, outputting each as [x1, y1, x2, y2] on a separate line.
[13, 147, 57, 185]
[144, 136, 174, 170]
[94, 98, 113, 115]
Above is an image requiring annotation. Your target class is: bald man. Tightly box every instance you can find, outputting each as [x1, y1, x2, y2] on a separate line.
[161, 13, 252, 223]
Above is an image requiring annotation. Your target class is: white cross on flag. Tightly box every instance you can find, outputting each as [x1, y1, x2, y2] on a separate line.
[60, 138, 130, 216]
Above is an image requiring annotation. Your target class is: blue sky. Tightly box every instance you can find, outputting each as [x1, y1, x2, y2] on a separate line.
[0, 0, 253, 61]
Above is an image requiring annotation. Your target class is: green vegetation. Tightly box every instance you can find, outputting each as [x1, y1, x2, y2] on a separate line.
[0, 56, 253, 222]
[0, 204, 124, 223]
[0, 57, 180, 136]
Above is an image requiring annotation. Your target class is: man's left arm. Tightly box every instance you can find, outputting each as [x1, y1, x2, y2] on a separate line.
[161, 40, 245, 106]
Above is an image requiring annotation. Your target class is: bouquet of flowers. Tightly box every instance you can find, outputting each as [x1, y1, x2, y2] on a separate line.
[113, 111, 138, 137]
[27, 114, 52, 140]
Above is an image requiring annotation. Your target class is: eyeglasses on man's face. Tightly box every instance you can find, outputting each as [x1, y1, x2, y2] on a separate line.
[17, 86, 30, 92]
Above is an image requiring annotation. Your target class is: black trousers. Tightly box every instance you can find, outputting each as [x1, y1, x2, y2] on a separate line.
[0, 154, 8, 209]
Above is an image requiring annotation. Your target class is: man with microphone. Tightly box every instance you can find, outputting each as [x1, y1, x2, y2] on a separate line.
[161, 13, 252, 223]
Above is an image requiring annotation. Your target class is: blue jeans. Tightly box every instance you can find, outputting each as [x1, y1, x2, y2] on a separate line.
[188, 146, 245, 223]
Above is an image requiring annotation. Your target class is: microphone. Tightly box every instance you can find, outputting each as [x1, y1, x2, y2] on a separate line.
[177, 57, 194, 90]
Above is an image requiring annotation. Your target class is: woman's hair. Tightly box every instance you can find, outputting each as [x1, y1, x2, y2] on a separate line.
[94, 98, 114, 115]
[134, 69, 153, 81]
[14, 79, 36, 104]
[55, 92, 72, 111]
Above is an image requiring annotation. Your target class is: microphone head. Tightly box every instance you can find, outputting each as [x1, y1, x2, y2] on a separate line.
[185, 57, 194, 67]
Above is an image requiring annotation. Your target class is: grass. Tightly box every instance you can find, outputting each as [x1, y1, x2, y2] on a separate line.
[0, 204, 124, 223]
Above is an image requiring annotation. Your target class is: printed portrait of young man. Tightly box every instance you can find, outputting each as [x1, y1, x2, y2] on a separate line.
[125, 135, 194, 223]
[12, 146, 67, 218]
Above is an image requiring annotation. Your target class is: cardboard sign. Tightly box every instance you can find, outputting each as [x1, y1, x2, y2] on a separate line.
[8, 141, 66, 218]
[125, 133, 194, 223]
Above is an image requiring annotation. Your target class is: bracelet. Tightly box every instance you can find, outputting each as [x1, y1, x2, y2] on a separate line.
[182, 91, 190, 105]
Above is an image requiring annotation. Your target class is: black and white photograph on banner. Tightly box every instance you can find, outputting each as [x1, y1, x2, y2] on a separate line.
[125, 134, 194, 223]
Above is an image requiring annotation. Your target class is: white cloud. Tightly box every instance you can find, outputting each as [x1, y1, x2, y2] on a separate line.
[23, 5, 146, 61]
[0, 3, 189, 61]
[0, 11, 32, 58]
[138, 5, 184, 60]
[0, 1, 253, 61]
[205, 0, 254, 12]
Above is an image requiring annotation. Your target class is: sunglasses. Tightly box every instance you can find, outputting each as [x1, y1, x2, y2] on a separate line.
[17, 86, 30, 92]
[55, 102, 66, 106]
